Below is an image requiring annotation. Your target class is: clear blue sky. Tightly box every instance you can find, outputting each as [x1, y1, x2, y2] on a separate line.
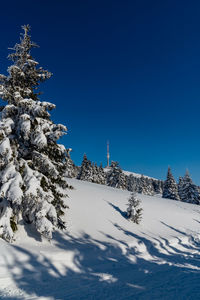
[0, 0, 200, 183]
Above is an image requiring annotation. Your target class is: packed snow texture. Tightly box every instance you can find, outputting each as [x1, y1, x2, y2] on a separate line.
[0, 179, 200, 299]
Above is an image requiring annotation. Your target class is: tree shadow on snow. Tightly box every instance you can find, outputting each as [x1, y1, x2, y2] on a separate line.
[193, 218, 200, 224]
[2, 224, 200, 300]
[23, 222, 42, 242]
[107, 201, 128, 219]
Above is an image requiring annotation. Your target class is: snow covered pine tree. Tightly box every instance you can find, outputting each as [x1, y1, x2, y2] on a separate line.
[127, 192, 142, 224]
[138, 175, 154, 196]
[0, 25, 69, 242]
[64, 148, 78, 178]
[178, 170, 199, 204]
[77, 154, 93, 182]
[162, 167, 180, 200]
[107, 161, 127, 190]
[98, 163, 107, 185]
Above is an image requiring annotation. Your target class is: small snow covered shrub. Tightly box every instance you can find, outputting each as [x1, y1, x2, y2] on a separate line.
[127, 193, 142, 224]
[0, 25, 70, 242]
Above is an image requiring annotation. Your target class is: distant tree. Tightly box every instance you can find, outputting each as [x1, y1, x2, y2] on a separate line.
[127, 193, 143, 224]
[162, 167, 180, 200]
[138, 175, 154, 196]
[178, 176, 184, 200]
[127, 174, 163, 195]
[98, 163, 107, 185]
[127, 174, 138, 192]
[107, 161, 127, 189]
[77, 154, 93, 182]
[64, 148, 77, 178]
[152, 180, 163, 194]
[91, 163, 99, 183]
[179, 170, 199, 204]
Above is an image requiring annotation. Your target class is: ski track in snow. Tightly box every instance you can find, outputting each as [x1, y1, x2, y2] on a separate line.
[0, 178, 200, 299]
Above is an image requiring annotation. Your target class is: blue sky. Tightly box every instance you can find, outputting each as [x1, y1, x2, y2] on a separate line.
[0, 0, 200, 183]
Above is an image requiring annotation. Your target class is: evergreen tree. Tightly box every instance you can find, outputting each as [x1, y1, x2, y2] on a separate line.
[98, 163, 107, 185]
[64, 148, 77, 178]
[162, 167, 180, 200]
[152, 180, 163, 194]
[138, 175, 154, 195]
[197, 186, 200, 197]
[92, 162, 107, 185]
[91, 163, 99, 183]
[127, 174, 138, 192]
[147, 178, 155, 195]
[178, 176, 184, 200]
[127, 193, 142, 224]
[179, 171, 199, 204]
[0, 25, 70, 242]
[107, 161, 127, 190]
[77, 157, 106, 185]
[77, 154, 93, 182]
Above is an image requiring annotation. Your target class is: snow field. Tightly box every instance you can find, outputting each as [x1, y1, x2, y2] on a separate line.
[0, 178, 200, 299]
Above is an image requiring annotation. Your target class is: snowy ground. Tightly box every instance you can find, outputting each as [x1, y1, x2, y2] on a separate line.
[0, 178, 200, 299]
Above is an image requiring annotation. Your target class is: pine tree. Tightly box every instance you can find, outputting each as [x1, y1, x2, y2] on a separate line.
[152, 180, 163, 194]
[98, 163, 107, 185]
[138, 175, 154, 195]
[107, 161, 127, 189]
[91, 163, 99, 183]
[127, 193, 142, 224]
[179, 171, 199, 204]
[64, 148, 77, 178]
[0, 25, 69, 242]
[91, 162, 107, 184]
[162, 167, 180, 200]
[77, 154, 93, 182]
[178, 176, 184, 200]
[127, 174, 138, 192]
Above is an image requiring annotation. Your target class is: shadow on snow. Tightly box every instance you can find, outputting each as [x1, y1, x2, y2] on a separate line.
[2, 222, 200, 299]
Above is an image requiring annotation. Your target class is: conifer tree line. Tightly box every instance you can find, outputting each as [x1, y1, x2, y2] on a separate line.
[162, 167, 200, 204]
[67, 154, 200, 205]
[69, 154, 164, 196]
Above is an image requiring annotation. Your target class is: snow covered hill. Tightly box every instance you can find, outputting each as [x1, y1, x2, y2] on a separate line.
[1, 179, 200, 299]
[123, 170, 155, 179]
[105, 167, 155, 179]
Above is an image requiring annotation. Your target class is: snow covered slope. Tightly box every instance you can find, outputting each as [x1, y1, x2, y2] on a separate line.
[123, 170, 155, 179]
[0, 179, 200, 299]
[105, 167, 155, 179]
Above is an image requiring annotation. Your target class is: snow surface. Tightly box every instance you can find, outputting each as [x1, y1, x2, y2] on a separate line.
[1, 178, 200, 299]
[123, 170, 156, 180]
[104, 167, 156, 179]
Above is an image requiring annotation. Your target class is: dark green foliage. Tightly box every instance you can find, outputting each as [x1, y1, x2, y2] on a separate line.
[10, 217, 18, 232]
[40, 177, 49, 192]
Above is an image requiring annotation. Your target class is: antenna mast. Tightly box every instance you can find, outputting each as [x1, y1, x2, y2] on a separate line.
[107, 141, 110, 168]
